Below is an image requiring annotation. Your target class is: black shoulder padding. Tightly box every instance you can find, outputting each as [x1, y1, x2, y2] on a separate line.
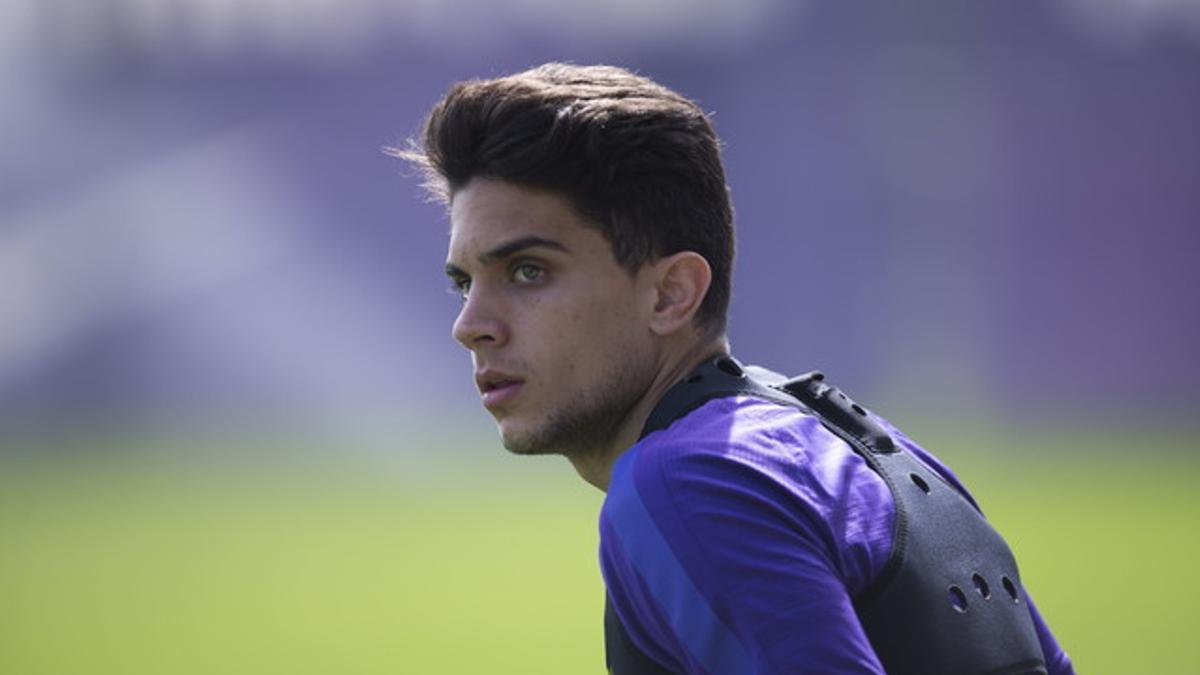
[855, 441, 1049, 675]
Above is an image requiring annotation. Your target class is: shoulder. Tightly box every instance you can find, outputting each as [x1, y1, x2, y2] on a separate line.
[602, 395, 895, 595]
[614, 394, 889, 518]
[598, 396, 899, 673]
[605, 397, 823, 532]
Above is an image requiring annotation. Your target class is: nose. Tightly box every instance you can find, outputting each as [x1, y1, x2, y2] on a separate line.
[452, 287, 509, 350]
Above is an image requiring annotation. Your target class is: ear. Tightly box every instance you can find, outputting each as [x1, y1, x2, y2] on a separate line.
[648, 251, 712, 336]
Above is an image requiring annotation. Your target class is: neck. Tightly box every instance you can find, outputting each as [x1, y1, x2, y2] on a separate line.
[568, 336, 729, 492]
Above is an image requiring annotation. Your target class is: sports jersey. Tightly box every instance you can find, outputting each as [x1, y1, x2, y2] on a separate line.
[599, 394, 1074, 674]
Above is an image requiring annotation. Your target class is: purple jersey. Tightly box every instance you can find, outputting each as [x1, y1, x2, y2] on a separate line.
[599, 395, 1074, 674]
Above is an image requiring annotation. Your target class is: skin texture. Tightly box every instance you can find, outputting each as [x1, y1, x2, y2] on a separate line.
[445, 178, 726, 490]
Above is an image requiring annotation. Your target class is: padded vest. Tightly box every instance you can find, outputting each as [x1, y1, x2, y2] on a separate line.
[605, 356, 1047, 675]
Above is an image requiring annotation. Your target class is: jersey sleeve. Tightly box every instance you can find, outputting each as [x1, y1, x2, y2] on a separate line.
[600, 400, 894, 674]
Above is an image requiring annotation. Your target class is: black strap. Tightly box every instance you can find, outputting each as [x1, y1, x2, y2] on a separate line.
[640, 355, 894, 457]
[605, 595, 675, 675]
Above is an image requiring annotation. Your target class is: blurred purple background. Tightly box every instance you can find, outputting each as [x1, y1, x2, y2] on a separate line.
[3, 0, 1198, 446]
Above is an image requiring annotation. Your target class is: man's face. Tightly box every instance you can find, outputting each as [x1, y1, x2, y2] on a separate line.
[445, 178, 657, 456]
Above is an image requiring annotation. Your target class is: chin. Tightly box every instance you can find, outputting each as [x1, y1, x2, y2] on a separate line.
[497, 418, 557, 456]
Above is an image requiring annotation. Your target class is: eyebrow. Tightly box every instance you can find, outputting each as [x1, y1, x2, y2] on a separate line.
[444, 235, 570, 278]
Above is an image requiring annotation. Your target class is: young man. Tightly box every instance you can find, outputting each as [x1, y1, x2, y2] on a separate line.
[399, 63, 1074, 674]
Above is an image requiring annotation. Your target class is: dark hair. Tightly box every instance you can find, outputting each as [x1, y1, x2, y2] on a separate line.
[395, 62, 734, 336]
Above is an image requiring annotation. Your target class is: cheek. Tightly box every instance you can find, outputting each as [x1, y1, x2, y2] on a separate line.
[582, 299, 644, 357]
[542, 309, 610, 373]
[524, 277, 644, 361]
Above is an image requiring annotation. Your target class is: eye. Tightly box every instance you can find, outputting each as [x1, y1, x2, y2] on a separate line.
[448, 276, 471, 300]
[512, 263, 544, 284]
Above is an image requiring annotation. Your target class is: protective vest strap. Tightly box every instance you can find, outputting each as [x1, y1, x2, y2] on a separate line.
[606, 355, 1048, 675]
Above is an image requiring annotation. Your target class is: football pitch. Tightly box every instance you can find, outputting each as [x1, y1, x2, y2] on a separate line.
[1, 425, 1196, 674]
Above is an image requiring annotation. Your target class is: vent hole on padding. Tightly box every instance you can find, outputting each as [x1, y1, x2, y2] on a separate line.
[972, 573, 991, 599]
[715, 358, 743, 376]
[948, 585, 968, 613]
[1002, 575, 1020, 602]
[910, 473, 931, 493]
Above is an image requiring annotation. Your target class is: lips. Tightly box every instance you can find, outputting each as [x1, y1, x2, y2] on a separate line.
[475, 369, 525, 409]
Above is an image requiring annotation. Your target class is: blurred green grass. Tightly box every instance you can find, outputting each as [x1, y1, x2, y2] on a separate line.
[1, 426, 1197, 674]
